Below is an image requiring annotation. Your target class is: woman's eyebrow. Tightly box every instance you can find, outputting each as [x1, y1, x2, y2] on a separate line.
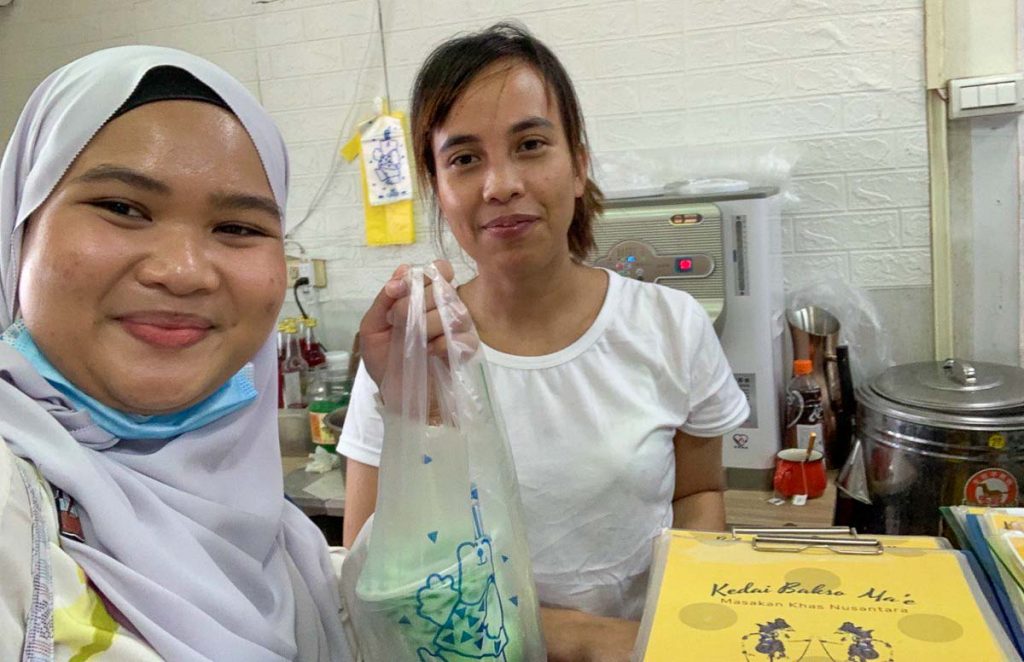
[208, 191, 281, 220]
[69, 163, 279, 220]
[71, 164, 170, 193]
[438, 116, 555, 153]
[438, 133, 479, 153]
[509, 117, 554, 134]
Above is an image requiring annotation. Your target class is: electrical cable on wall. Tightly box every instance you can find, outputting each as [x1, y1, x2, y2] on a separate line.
[285, 0, 391, 239]
[283, 238, 306, 256]
[293, 277, 311, 319]
[376, 0, 391, 111]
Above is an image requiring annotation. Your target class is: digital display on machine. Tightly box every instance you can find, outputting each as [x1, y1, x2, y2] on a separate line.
[676, 258, 694, 272]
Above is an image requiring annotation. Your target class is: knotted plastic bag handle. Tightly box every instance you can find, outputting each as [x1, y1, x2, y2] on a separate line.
[381, 264, 482, 428]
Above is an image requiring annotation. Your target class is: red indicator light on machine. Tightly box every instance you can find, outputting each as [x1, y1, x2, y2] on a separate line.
[677, 258, 694, 272]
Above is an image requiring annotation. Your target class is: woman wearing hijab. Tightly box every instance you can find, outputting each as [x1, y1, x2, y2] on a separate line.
[0, 47, 350, 660]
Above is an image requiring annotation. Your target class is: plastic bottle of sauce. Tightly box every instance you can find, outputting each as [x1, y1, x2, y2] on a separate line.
[281, 318, 308, 409]
[307, 366, 350, 453]
[784, 359, 825, 456]
[276, 320, 288, 408]
[299, 316, 327, 372]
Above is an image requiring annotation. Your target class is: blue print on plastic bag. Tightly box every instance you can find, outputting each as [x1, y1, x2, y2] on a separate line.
[415, 485, 510, 661]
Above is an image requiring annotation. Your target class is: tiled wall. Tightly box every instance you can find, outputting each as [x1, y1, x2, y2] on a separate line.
[0, 0, 932, 355]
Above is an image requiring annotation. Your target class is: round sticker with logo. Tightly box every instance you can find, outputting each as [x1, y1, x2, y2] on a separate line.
[963, 468, 1019, 507]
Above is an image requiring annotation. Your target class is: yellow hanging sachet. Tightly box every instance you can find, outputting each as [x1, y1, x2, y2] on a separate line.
[342, 110, 415, 246]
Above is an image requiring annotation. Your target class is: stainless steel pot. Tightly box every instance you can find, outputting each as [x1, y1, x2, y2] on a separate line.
[850, 358, 1024, 535]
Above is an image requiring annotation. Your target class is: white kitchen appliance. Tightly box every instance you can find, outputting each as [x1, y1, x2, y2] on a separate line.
[590, 188, 785, 488]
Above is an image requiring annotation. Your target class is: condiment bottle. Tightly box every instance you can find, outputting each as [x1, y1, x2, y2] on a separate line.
[276, 320, 288, 408]
[784, 359, 825, 457]
[299, 316, 327, 372]
[307, 367, 350, 453]
[280, 318, 308, 409]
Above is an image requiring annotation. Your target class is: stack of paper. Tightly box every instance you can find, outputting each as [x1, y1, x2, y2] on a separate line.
[635, 528, 1020, 661]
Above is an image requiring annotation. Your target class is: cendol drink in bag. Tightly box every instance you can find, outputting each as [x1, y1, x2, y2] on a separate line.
[349, 264, 545, 661]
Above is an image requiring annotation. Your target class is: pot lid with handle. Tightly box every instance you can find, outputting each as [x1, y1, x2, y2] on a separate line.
[870, 358, 1024, 413]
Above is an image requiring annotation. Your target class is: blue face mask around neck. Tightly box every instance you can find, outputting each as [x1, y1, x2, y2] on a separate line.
[2, 320, 258, 441]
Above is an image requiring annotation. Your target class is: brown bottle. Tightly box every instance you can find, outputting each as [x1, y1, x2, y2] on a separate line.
[784, 359, 826, 459]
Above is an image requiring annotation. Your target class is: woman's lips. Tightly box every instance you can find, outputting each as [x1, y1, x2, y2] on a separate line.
[119, 315, 213, 349]
[482, 215, 538, 240]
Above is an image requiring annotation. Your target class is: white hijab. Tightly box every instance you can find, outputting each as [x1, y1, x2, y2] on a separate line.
[0, 46, 349, 661]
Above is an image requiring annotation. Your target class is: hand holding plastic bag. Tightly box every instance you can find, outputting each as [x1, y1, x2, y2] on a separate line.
[357, 260, 458, 395]
[352, 264, 545, 661]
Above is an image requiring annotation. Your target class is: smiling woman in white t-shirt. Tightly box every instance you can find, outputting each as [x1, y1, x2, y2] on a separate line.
[340, 22, 748, 661]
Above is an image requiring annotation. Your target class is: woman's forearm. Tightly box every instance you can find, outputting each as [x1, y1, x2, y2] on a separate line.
[541, 606, 639, 662]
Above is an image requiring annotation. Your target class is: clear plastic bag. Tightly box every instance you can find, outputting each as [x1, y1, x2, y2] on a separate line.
[351, 264, 545, 661]
[592, 143, 801, 205]
[786, 279, 895, 388]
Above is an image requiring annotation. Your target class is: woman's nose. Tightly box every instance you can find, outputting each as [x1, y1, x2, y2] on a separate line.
[135, 228, 220, 295]
[482, 158, 525, 203]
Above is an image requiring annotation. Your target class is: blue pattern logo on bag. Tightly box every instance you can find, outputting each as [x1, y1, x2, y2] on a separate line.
[414, 485, 509, 661]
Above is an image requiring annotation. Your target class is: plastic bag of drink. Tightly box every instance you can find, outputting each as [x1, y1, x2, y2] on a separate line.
[349, 264, 545, 661]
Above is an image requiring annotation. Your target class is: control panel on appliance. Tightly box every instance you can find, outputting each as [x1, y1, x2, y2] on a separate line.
[593, 239, 715, 282]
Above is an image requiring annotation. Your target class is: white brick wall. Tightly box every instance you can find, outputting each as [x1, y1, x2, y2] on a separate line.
[0, 0, 931, 315]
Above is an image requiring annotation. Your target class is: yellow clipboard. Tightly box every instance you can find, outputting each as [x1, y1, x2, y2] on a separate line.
[635, 527, 1019, 661]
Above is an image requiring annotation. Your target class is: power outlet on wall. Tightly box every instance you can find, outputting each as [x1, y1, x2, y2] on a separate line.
[285, 257, 327, 288]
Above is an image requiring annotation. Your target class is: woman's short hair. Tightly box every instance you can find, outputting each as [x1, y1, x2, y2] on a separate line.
[411, 22, 603, 261]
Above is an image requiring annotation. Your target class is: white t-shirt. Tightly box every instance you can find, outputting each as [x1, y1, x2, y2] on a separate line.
[338, 270, 749, 620]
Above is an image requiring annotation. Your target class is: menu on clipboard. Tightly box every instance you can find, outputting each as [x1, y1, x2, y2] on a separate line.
[634, 528, 1020, 661]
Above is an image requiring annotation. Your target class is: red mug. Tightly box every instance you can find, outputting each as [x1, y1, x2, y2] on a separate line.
[773, 448, 827, 499]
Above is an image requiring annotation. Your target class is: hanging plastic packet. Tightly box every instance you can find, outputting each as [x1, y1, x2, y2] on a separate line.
[837, 437, 873, 504]
[360, 113, 413, 206]
[348, 264, 545, 661]
[341, 103, 415, 246]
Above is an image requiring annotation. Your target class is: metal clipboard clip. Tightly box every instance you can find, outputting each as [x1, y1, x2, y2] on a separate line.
[731, 526, 883, 556]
